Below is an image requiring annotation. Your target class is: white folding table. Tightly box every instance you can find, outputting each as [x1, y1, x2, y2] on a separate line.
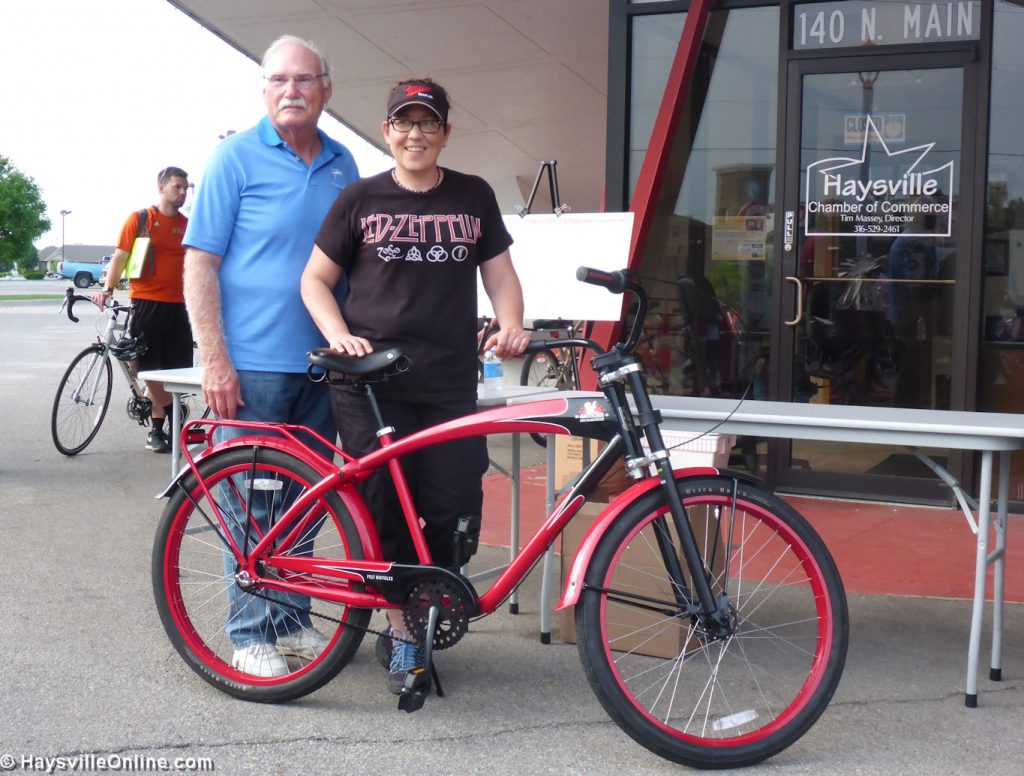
[137, 366, 203, 477]
[651, 395, 1024, 707]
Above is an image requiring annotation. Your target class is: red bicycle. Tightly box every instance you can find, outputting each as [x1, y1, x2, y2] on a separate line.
[152, 268, 848, 769]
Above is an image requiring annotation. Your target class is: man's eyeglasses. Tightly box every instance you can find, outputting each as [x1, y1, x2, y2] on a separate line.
[388, 117, 444, 134]
[264, 73, 327, 90]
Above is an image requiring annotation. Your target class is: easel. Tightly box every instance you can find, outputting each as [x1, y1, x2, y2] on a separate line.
[515, 160, 571, 218]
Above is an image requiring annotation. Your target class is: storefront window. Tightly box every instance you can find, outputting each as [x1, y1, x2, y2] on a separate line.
[628, 13, 685, 201]
[978, 0, 1024, 499]
[628, 6, 779, 399]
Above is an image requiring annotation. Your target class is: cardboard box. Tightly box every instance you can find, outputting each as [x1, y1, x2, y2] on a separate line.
[560, 501, 726, 659]
[560, 503, 686, 659]
[554, 435, 633, 497]
[554, 435, 604, 491]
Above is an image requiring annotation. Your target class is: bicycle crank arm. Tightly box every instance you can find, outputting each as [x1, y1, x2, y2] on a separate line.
[398, 604, 444, 712]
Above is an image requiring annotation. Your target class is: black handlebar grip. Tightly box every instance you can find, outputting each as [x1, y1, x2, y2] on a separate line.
[576, 266, 628, 294]
[523, 340, 552, 355]
[65, 289, 81, 323]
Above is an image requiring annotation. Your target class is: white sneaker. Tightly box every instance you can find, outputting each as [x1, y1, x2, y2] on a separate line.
[231, 643, 288, 677]
[277, 626, 331, 660]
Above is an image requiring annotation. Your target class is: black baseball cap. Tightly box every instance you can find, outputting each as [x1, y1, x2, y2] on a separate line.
[387, 81, 449, 122]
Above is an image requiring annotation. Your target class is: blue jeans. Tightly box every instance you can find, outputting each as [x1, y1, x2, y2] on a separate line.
[218, 371, 336, 649]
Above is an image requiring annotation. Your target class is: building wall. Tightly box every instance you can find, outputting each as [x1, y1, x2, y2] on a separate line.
[610, 0, 1024, 504]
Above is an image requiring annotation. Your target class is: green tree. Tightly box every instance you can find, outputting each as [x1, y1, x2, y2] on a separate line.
[0, 155, 51, 272]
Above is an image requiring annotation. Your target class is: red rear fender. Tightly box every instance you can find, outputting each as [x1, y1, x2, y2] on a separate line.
[160, 434, 382, 560]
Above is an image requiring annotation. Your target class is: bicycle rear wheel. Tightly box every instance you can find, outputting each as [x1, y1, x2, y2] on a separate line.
[520, 348, 577, 446]
[179, 393, 210, 424]
[576, 476, 848, 769]
[153, 446, 371, 703]
[51, 344, 113, 455]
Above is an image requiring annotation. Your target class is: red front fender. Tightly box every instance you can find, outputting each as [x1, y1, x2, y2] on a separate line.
[556, 466, 720, 611]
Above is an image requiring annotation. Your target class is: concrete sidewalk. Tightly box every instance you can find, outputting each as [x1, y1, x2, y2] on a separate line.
[2, 299, 1023, 774]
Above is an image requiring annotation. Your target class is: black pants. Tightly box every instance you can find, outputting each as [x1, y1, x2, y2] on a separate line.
[330, 389, 487, 567]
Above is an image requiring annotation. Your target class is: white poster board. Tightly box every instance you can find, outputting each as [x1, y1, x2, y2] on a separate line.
[477, 212, 634, 321]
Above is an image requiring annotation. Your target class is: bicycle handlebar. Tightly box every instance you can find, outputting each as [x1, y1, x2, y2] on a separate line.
[62, 288, 91, 323]
[61, 287, 131, 323]
[576, 266, 647, 355]
[522, 338, 598, 356]
[576, 266, 630, 294]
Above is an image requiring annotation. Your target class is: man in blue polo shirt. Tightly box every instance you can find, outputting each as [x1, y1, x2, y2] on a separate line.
[182, 34, 358, 680]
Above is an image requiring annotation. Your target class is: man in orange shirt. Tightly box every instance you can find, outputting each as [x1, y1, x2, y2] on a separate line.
[93, 166, 192, 453]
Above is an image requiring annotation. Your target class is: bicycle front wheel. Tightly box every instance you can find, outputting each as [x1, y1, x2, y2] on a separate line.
[576, 476, 848, 769]
[153, 446, 371, 703]
[51, 345, 113, 455]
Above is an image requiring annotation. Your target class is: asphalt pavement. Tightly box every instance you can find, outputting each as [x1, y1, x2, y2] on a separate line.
[2, 290, 1023, 775]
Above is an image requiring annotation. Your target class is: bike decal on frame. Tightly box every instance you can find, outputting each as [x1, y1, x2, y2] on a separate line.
[576, 400, 610, 422]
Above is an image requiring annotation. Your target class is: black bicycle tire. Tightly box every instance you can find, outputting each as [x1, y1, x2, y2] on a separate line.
[51, 344, 113, 456]
[152, 446, 371, 703]
[575, 475, 848, 769]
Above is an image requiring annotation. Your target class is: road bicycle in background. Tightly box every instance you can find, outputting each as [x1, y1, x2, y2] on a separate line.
[518, 318, 582, 446]
[152, 268, 848, 769]
[51, 288, 205, 455]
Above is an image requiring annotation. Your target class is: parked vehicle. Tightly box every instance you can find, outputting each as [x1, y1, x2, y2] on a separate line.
[56, 255, 114, 289]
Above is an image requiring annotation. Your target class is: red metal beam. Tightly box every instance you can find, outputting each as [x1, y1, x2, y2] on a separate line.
[586, 0, 714, 373]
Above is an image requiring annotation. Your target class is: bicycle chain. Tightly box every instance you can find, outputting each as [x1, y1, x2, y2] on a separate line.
[243, 587, 418, 647]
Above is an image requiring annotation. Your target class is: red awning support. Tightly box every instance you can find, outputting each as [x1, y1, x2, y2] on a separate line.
[587, 0, 714, 364]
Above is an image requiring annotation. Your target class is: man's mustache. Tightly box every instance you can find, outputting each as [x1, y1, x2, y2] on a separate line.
[278, 97, 308, 110]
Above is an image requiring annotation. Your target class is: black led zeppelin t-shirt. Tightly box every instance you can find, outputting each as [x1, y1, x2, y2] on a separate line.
[315, 169, 513, 401]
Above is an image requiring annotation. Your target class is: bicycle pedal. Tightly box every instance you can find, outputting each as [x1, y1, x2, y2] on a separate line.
[397, 667, 431, 713]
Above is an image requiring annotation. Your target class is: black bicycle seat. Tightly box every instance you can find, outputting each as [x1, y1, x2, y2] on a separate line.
[308, 347, 411, 380]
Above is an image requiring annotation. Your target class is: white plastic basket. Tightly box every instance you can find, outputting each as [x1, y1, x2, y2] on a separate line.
[644, 431, 735, 469]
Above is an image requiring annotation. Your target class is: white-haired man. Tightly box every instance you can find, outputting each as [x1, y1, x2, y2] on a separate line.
[182, 35, 359, 679]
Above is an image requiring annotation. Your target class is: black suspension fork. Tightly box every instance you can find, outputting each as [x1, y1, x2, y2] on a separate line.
[595, 367, 696, 618]
[617, 365, 729, 628]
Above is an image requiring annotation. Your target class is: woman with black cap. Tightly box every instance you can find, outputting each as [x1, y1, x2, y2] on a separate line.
[302, 77, 531, 694]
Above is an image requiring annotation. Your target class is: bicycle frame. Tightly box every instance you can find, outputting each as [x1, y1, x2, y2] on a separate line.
[176, 396, 619, 612]
[175, 375, 730, 630]
[64, 292, 148, 405]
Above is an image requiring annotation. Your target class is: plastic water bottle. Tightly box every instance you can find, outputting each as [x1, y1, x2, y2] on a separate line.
[483, 347, 504, 395]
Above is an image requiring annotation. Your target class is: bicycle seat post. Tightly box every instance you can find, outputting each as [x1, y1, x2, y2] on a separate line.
[364, 382, 395, 444]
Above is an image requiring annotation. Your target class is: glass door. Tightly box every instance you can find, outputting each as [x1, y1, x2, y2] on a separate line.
[775, 53, 977, 500]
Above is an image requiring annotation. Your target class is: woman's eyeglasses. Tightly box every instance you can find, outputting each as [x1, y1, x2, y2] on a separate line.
[388, 117, 444, 134]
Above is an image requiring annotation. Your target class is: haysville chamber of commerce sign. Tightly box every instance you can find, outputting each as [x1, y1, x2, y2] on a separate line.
[794, 1, 980, 50]
[805, 116, 954, 238]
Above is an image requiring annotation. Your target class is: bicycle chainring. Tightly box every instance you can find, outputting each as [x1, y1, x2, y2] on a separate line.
[402, 580, 470, 651]
[127, 395, 152, 425]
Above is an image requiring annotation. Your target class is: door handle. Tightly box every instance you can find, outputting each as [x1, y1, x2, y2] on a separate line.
[784, 276, 803, 327]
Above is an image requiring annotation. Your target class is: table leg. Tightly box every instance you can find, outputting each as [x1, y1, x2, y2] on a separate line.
[965, 449, 993, 707]
[509, 432, 521, 614]
[170, 393, 182, 477]
[990, 450, 1010, 682]
[539, 436, 555, 643]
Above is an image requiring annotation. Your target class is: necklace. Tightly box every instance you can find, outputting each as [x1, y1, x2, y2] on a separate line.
[392, 167, 443, 194]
